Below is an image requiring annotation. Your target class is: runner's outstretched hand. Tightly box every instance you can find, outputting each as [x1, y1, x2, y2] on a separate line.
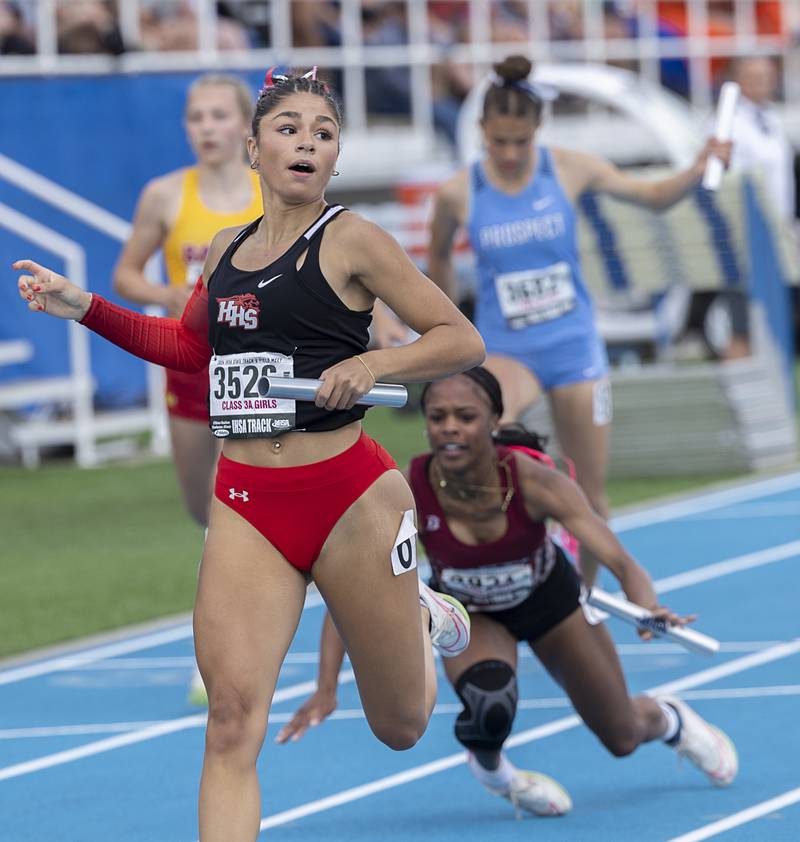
[14, 260, 92, 321]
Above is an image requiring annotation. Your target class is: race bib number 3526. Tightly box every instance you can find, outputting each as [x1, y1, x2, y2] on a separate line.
[208, 352, 295, 439]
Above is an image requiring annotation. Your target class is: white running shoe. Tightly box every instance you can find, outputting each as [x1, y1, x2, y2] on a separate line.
[509, 769, 573, 818]
[418, 581, 470, 658]
[658, 695, 738, 786]
[467, 753, 571, 818]
[188, 665, 208, 707]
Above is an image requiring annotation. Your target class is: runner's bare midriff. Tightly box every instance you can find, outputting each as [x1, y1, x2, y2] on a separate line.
[223, 420, 363, 467]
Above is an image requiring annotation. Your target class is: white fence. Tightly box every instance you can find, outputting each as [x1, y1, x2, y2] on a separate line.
[3, 2, 800, 129]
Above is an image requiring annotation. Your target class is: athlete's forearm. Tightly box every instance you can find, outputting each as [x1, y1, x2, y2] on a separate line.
[113, 266, 172, 309]
[615, 559, 659, 609]
[639, 163, 703, 211]
[360, 320, 485, 383]
[598, 545, 640, 584]
[80, 279, 211, 372]
[316, 611, 347, 694]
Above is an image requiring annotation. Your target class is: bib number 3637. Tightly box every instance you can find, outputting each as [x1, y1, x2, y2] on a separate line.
[208, 352, 295, 439]
[495, 261, 576, 329]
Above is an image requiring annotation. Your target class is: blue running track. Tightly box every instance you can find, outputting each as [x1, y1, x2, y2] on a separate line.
[2, 473, 800, 841]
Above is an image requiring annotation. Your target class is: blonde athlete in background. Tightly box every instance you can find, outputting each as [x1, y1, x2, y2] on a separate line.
[114, 74, 261, 529]
[380, 55, 731, 584]
[15, 67, 483, 842]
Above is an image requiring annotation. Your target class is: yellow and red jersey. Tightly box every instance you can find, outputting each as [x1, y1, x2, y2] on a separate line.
[162, 166, 262, 421]
[163, 166, 262, 288]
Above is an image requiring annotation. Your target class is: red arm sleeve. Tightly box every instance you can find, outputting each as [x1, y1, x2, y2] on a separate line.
[80, 278, 212, 373]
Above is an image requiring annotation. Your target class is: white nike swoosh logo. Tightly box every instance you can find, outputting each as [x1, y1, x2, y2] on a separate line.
[532, 197, 553, 211]
[258, 274, 282, 288]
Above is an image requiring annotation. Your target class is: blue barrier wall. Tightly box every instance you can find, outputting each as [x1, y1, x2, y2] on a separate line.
[0, 71, 262, 407]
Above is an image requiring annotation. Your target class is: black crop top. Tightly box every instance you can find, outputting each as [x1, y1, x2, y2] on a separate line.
[205, 205, 373, 438]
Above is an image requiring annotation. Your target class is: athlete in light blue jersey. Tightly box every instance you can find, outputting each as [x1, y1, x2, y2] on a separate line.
[425, 54, 730, 583]
[466, 145, 606, 389]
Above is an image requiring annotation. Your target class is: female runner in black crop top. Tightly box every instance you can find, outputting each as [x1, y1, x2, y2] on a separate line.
[14, 68, 485, 842]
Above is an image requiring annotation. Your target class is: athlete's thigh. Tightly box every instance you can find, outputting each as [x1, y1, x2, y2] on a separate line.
[548, 379, 610, 514]
[169, 415, 220, 525]
[195, 496, 308, 709]
[531, 608, 636, 739]
[483, 353, 543, 423]
[442, 612, 518, 687]
[311, 470, 426, 711]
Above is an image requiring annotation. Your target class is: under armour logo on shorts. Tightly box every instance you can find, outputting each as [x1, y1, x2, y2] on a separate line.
[229, 488, 249, 502]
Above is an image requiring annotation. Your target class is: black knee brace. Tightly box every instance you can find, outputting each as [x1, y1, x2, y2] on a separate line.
[454, 660, 518, 753]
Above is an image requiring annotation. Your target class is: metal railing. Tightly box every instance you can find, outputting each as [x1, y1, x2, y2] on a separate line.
[3, 1, 798, 131]
[0, 152, 169, 467]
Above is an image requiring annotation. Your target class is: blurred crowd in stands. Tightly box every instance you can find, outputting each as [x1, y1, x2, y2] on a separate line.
[1, 2, 792, 61]
[0, 0, 254, 54]
[1, 2, 796, 143]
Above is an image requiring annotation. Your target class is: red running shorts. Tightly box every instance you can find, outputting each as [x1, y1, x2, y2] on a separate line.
[214, 431, 398, 572]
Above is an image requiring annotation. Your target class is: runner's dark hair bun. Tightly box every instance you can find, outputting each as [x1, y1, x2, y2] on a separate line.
[493, 55, 533, 84]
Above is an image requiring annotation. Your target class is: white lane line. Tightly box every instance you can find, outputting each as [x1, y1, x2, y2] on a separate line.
[58, 652, 325, 670]
[652, 540, 800, 593]
[0, 668, 354, 782]
[0, 715, 205, 782]
[681, 684, 800, 701]
[666, 786, 800, 842]
[10, 683, 800, 741]
[0, 721, 173, 739]
[609, 472, 800, 532]
[530, 641, 783, 657]
[255, 639, 800, 833]
[646, 639, 800, 696]
[0, 592, 324, 686]
[0, 625, 193, 687]
[682, 501, 800, 520]
[48, 642, 781, 673]
[56, 657, 196, 671]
